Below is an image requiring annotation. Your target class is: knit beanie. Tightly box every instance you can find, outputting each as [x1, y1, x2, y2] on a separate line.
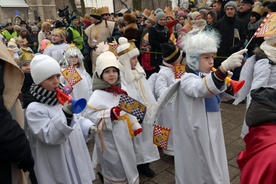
[31, 26, 39, 32]
[224, 1, 238, 12]
[30, 54, 61, 84]
[116, 37, 144, 82]
[182, 30, 220, 71]
[156, 11, 166, 22]
[96, 51, 119, 77]
[154, 8, 163, 15]
[161, 43, 181, 64]
[191, 11, 201, 20]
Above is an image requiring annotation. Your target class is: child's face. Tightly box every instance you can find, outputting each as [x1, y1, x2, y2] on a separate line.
[40, 74, 61, 91]
[102, 67, 118, 85]
[130, 56, 138, 70]
[69, 56, 79, 66]
[199, 53, 215, 73]
[51, 33, 62, 43]
[21, 62, 30, 73]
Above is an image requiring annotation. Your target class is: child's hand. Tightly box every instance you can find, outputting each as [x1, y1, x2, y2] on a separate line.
[221, 49, 247, 72]
[110, 106, 121, 120]
[62, 101, 74, 115]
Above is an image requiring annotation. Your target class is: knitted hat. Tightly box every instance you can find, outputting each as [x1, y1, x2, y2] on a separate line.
[154, 8, 163, 15]
[224, 1, 238, 12]
[191, 11, 201, 20]
[156, 11, 166, 22]
[7, 39, 18, 48]
[30, 54, 61, 84]
[13, 25, 21, 32]
[161, 43, 181, 64]
[182, 30, 220, 71]
[31, 26, 39, 32]
[116, 37, 144, 82]
[177, 10, 185, 17]
[20, 27, 29, 34]
[96, 51, 119, 77]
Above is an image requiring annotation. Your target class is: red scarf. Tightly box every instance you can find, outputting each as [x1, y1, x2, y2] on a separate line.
[101, 85, 128, 96]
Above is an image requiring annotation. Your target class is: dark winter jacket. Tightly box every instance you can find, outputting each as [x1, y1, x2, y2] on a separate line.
[214, 15, 246, 67]
[246, 87, 276, 127]
[149, 23, 170, 68]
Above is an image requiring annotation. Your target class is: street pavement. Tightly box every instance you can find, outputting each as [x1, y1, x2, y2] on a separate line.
[89, 102, 246, 184]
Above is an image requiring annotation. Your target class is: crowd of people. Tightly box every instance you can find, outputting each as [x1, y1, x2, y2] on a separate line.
[1, 0, 276, 183]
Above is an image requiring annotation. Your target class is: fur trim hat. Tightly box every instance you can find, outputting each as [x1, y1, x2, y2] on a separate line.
[30, 54, 61, 84]
[161, 43, 181, 64]
[156, 11, 166, 22]
[224, 1, 238, 12]
[96, 51, 119, 77]
[182, 30, 220, 71]
[123, 12, 137, 23]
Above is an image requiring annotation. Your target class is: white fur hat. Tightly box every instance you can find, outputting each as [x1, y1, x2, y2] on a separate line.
[30, 54, 61, 84]
[96, 51, 119, 77]
[182, 30, 220, 71]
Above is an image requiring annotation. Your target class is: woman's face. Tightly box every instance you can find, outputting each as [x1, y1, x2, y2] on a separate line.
[199, 53, 215, 73]
[250, 15, 257, 23]
[40, 74, 60, 91]
[102, 67, 119, 85]
[130, 56, 138, 70]
[206, 14, 214, 25]
[178, 16, 185, 25]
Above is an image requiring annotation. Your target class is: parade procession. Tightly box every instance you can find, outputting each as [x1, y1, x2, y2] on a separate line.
[1, 0, 276, 183]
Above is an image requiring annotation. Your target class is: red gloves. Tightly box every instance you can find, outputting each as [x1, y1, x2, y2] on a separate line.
[110, 106, 121, 120]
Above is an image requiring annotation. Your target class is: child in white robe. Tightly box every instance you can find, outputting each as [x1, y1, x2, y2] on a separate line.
[116, 37, 160, 177]
[153, 30, 247, 184]
[25, 54, 96, 184]
[83, 50, 142, 184]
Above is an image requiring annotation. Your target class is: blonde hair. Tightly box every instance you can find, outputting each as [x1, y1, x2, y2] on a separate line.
[41, 22, 51, 31]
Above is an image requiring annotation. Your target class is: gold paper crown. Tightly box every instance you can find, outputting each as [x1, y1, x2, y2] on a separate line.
[90, 7, 101, 16]
[164, 6, 175, 19]
[117, 40, 137, 56]
[20, 47, 34, 61]
[142, 9, 151, 18]
[252, 4, 265, 16]
[148, 13, 156, 23]
[100, 6, 110, 15]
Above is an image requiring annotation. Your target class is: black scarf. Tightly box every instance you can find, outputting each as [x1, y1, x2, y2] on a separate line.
[30, 83, 61, 106]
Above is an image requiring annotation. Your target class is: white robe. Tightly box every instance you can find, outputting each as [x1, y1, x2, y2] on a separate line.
[121, 71, 160, 164]
[83, 90, 139, 184]
[43, 43, 69, 62]
[234, 56, 276, 138]
[25, 102, 95, 184]
[154, 66, 179, 155]
[167, 73, 231, 184]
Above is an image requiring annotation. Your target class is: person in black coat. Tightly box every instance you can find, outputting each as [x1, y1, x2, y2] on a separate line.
[148, 11, 170, 73]
[214, 1, 246, 80]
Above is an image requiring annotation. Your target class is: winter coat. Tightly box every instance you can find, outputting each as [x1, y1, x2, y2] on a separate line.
[0, 41, 31, 184]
